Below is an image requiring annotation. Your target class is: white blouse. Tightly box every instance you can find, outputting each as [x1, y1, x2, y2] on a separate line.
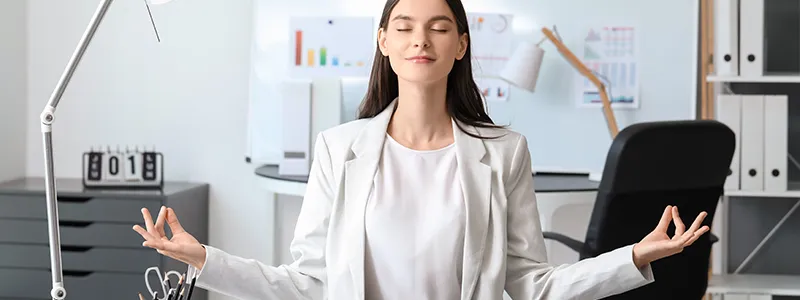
[363, 133, 466, 300]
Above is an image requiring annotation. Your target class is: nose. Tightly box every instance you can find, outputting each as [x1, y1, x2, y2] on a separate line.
[412, 31, 430, 48]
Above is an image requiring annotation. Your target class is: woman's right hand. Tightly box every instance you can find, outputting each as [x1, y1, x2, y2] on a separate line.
[133, 206, 207, 270]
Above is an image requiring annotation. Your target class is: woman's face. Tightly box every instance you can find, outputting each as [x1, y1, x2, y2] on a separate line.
[378, 0, 468, 85]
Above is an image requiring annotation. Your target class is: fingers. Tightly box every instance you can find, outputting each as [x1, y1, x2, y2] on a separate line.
[686, 211, 708, 235]
[655, 205, 673, 231]
[133, 224, 158, 245]
[672, 206, 686, 237]
[673, 223, 711, 247]
[684, 225, 710, 246]
[154, 206, 167, 237]
[133, 224, 181, 252]
[166, 208, 187, 235]
[141, 208, 155, 234]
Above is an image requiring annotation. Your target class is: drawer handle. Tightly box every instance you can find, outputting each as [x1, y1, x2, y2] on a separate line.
[63, 270, 93, 277]
[59, 221, 94, 227]
[58, 196, 93, 203]
[62, 245, 93, 252]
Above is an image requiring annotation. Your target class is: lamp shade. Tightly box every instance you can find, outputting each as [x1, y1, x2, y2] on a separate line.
[499, 41, 545, 92]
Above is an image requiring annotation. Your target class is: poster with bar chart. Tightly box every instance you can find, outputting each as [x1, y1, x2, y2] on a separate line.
[576, 26, 639, 109]
[467, 13, 514, 78]
[289, 16, 374, 78]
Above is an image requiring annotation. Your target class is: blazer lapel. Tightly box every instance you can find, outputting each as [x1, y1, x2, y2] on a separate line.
[343, 99, 396, 300]
[453, 120, 492, 300]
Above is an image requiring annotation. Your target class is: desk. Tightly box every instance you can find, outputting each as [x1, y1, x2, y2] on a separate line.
[254, 164, 599, 267]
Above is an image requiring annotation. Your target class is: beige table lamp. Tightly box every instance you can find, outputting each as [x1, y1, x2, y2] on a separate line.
[499, 26, 620, 139]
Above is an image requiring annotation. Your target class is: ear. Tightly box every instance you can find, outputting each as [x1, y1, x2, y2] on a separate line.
[456, 33, 468, 60]
[378, 28, 389, 56]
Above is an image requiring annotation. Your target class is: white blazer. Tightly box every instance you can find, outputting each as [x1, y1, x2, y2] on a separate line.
[195, 99, 654, 300]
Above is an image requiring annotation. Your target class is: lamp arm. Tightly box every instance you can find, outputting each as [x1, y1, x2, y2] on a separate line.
[39, 1, 114, 299]
[541, 27, 619, 139]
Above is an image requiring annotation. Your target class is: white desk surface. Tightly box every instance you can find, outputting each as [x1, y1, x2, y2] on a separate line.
[254, 164, 600, 197]
[707, 274, 800, 296]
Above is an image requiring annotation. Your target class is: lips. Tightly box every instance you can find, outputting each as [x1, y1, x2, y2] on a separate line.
[407, 55, 435, 63]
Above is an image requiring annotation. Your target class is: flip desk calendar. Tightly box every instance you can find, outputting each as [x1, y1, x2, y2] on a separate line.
[82, 147, 164, 188]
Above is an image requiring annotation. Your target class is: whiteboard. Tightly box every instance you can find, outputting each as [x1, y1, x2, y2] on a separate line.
[246, 0, 699, 173]
[246, 0, 383, 164]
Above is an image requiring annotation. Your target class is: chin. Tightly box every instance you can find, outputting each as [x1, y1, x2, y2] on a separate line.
[396, 66, 449, 85]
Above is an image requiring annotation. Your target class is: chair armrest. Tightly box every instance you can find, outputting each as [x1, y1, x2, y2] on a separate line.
[710, 233, 719, 244]
[542, 232, 585, 253]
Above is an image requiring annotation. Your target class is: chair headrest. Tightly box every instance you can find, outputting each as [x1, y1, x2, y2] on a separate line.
[598, 120, 736, 194]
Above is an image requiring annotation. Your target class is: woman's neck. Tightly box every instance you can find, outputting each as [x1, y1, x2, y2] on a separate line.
[387, 79, 454, 150]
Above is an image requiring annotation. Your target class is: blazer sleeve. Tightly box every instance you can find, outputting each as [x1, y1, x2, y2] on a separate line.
[194, 132, 335, 300]
[503, 135, 655, 300]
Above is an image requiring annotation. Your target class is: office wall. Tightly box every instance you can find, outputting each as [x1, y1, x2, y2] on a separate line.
[25, 1, 261, 299]
[249, 0, 699, 175]
[22, 0, 700, 298]
[0, 1, 28, 182]
[261, 0, 700, 264]
[481, 0, 698, 173]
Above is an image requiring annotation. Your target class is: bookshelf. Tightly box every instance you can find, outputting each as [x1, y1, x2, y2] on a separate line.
[707, 75, 800, 83]
[704, 0, 800, 299]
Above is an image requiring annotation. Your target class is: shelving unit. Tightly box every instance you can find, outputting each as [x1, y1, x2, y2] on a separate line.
[707, 274, 800, 297]
[704, 0, 800, 299]
[707, 75, 800, 83]
[724, 181, 800, 197]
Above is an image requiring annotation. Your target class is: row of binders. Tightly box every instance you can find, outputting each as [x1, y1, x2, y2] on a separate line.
[717, 94, 787, 192]
[714, 0, 766, 77]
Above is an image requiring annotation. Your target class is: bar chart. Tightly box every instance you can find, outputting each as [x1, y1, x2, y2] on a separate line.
[577, 26, 639, 109]
[289, 17, 374, 78]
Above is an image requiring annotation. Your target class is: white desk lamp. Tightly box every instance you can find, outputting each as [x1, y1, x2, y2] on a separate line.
[499, 26, 619, 139]
[39, 0, 174, 298]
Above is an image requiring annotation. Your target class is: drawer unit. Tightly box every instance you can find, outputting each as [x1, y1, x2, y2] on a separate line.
[0, 219, 143, 247]
[0, 244, 160, 273]
[0, 268, 144, 300]
[0, 177, 209, 300]
[0, 194, 162, 223]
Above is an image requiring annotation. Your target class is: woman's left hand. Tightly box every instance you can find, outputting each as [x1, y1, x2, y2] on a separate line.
[631, 205, 710, 268]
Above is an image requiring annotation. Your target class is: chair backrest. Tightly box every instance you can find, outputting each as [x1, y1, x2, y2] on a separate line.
[581, 120, 735, 299]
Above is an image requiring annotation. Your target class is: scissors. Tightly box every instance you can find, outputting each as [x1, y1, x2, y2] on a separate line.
[145, 266, 182, 300]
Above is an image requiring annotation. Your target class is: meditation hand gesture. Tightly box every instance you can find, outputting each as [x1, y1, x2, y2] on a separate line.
[631, 205, 710, 268]
[132, 206, 207, 270]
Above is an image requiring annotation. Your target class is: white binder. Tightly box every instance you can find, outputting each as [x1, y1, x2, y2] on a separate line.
[763, 95, 788, 192]
[311, 78, 343, 162]
[740, 95, 765, 191]
[279, 79, 313, 176]
[714, 0, 739, 76]
[716, 94, 742, 190]
[739, 0, 764, 77]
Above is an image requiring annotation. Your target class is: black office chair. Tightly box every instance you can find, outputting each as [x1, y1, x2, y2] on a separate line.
[542, 120, 735, 299]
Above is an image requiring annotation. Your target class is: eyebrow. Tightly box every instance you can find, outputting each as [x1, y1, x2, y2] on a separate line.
[391, 14, 454, 23]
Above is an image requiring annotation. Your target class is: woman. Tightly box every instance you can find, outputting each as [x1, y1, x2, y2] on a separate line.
[133, 0, 711, 298]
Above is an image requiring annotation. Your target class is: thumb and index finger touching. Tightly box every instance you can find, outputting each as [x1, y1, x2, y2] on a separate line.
[133, 206, 186, 239]
[654, 205, 711, 247]
[133, 206, 186, 252]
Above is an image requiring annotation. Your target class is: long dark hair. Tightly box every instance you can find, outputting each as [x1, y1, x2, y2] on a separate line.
[357, 0, 506, 138]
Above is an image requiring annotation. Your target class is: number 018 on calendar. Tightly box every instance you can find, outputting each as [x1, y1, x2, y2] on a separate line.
[82, 149, 164, 188]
